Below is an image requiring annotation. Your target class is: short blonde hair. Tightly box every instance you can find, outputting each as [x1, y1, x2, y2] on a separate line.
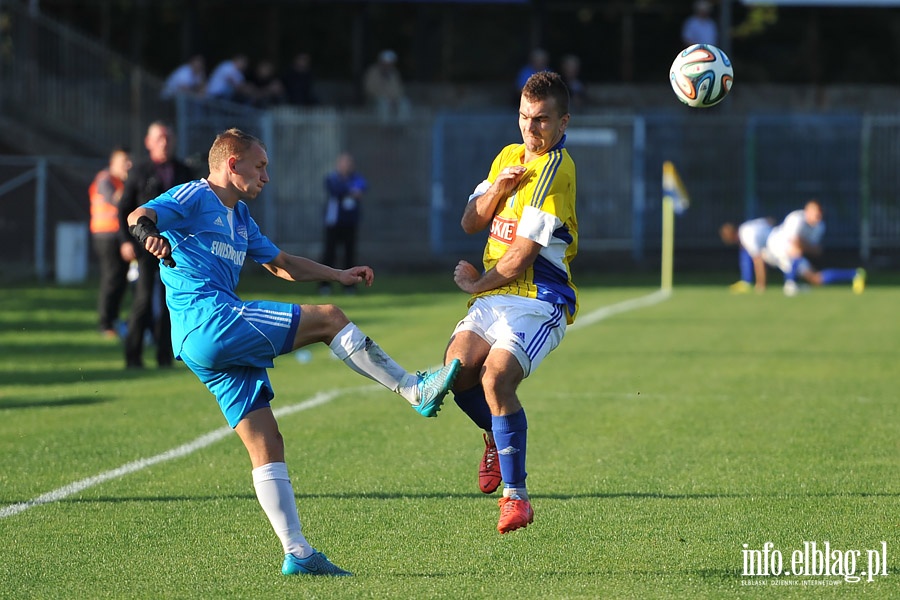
[208, 128, 265, 171]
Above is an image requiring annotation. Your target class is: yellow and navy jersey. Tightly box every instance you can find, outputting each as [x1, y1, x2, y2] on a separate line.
[470, 137, 578, 323]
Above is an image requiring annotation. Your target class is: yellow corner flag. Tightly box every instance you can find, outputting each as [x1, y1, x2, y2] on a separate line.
[662, 160, 690, 215]
[661, 161, 690, 293]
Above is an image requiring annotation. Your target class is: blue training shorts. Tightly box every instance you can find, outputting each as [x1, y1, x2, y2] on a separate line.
[179, 300, 301, 428]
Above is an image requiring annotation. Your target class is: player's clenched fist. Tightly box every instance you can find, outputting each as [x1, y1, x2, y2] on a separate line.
[453, 260, 480, 294]
[492, 166, 526, 195]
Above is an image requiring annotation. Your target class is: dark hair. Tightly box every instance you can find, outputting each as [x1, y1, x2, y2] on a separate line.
[208, 128, 265, 170]
[522, 71, 570, 116]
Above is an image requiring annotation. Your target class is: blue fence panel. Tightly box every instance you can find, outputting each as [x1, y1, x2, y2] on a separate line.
[431, 113, 519, 256]
[747, 114, 862, 248]
[640, 114, 748, 255]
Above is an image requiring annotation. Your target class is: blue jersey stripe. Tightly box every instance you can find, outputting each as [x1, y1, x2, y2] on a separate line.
[532, 255, 577, 317]
[529, 150, 555, 208]
[530, 150, 562, 209]
[553, 224, 573, 244]
[172, 180, 206, 204]
[525, 304, 564, 358]
[240, 307, 293, 328]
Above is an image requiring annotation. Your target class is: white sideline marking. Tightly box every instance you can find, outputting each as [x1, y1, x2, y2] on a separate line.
[570, 288, 671, 331]
[0, 290, 669, 520]
[0, 389, 354, 519]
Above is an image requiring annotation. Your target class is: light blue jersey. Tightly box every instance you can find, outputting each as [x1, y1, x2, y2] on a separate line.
[144, 179, 281, 357]
[144, 179, 298, 427]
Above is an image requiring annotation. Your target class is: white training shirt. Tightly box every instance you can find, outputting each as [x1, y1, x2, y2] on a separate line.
[764, 209, 825, 271]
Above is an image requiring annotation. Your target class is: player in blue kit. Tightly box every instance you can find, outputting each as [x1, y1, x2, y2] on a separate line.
[126, 128, 459, 577]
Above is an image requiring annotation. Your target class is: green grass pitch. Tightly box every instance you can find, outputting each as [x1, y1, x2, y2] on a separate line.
[1, 272, 897, 599]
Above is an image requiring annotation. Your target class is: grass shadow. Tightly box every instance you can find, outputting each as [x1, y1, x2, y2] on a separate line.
[0, 395, 112, 410]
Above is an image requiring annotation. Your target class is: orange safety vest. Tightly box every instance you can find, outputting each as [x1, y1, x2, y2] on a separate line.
[89, 169, 125, 234]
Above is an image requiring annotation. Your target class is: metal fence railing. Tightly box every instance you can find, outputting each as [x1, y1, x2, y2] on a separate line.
[0, 0, 172, 155]
[433, 112, 898, 266]
[3, 0, 900, 280]
[0, 155, 104, 281]
[6, 107, 900, 282]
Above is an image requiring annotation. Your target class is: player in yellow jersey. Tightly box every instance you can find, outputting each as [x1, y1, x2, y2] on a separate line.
[439, 71, 578, 533]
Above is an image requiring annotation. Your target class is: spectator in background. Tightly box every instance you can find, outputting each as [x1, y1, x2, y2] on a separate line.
[682, 0, 719, 46]
[363, 50, 411, 122]
[118, 121, 194, 368]
[282, 52, 319, 107]
[206, 54, 253, 103]
[516, 48, 549, 92]
[160, 54, 206, 100]
[89, 146, 132, 338]
[319, 152, 367, 295]
[248, 59, 286, 108]
[0, 9, 13, 62]
[560, 54, 586, 111]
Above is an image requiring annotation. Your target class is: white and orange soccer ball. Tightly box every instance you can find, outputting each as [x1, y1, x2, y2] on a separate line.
[669, 44, 733, 108]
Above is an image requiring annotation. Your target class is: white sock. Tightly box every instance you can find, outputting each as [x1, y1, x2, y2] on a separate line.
[251, 462, 313, 559]
[329, 322, 419, 404]
[503, 486, 529, 500]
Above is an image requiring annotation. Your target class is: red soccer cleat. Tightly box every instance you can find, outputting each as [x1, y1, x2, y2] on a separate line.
[479, 433, 502, 494]
[497, 495, 534, 534]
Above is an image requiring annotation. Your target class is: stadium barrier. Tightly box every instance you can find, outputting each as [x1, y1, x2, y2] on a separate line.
[5, 109, 900, 281]
[3, 0, 900, 279]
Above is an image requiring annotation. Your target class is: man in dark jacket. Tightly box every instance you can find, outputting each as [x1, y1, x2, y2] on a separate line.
[319, 152, 366, 295]
[118, 121, 194, 368]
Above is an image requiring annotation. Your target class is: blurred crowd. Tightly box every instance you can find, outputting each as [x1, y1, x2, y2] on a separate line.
[160, 46, 593, 118]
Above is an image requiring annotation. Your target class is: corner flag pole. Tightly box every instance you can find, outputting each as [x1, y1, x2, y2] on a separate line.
[661, 194, 674, 293]
[661, 161, 690, 294]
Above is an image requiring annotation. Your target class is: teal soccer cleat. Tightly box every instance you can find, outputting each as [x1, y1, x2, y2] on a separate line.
[282, 551, 352, 576]
[413, 359, 461, 418]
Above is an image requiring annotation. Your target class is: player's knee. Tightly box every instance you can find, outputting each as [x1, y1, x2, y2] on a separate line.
[452, 361, 482, 392]
[481, 367, 519, 396]
[304, 303, 347, 324]
[320, 303, 350, 329]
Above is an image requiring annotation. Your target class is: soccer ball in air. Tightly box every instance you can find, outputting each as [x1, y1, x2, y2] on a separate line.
[669, 44, 733, 108]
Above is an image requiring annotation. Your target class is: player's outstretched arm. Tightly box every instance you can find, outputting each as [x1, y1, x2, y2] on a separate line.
[752, 255, 767, 291]
[263, 252, 373, 287]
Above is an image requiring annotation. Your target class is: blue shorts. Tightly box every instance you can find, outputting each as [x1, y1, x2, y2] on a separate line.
[179, 300, 301, 428]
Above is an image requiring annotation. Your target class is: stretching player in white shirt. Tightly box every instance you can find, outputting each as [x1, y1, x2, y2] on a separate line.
[762, 200, 865, 296]
[722, 201, 865, 295]
[720, 217, 775, 293]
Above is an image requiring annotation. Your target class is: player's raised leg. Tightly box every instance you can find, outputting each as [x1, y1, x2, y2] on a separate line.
[293, 304, 459, 416]
[790, 259, 866, 294]
[448, 332, 502, 493]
